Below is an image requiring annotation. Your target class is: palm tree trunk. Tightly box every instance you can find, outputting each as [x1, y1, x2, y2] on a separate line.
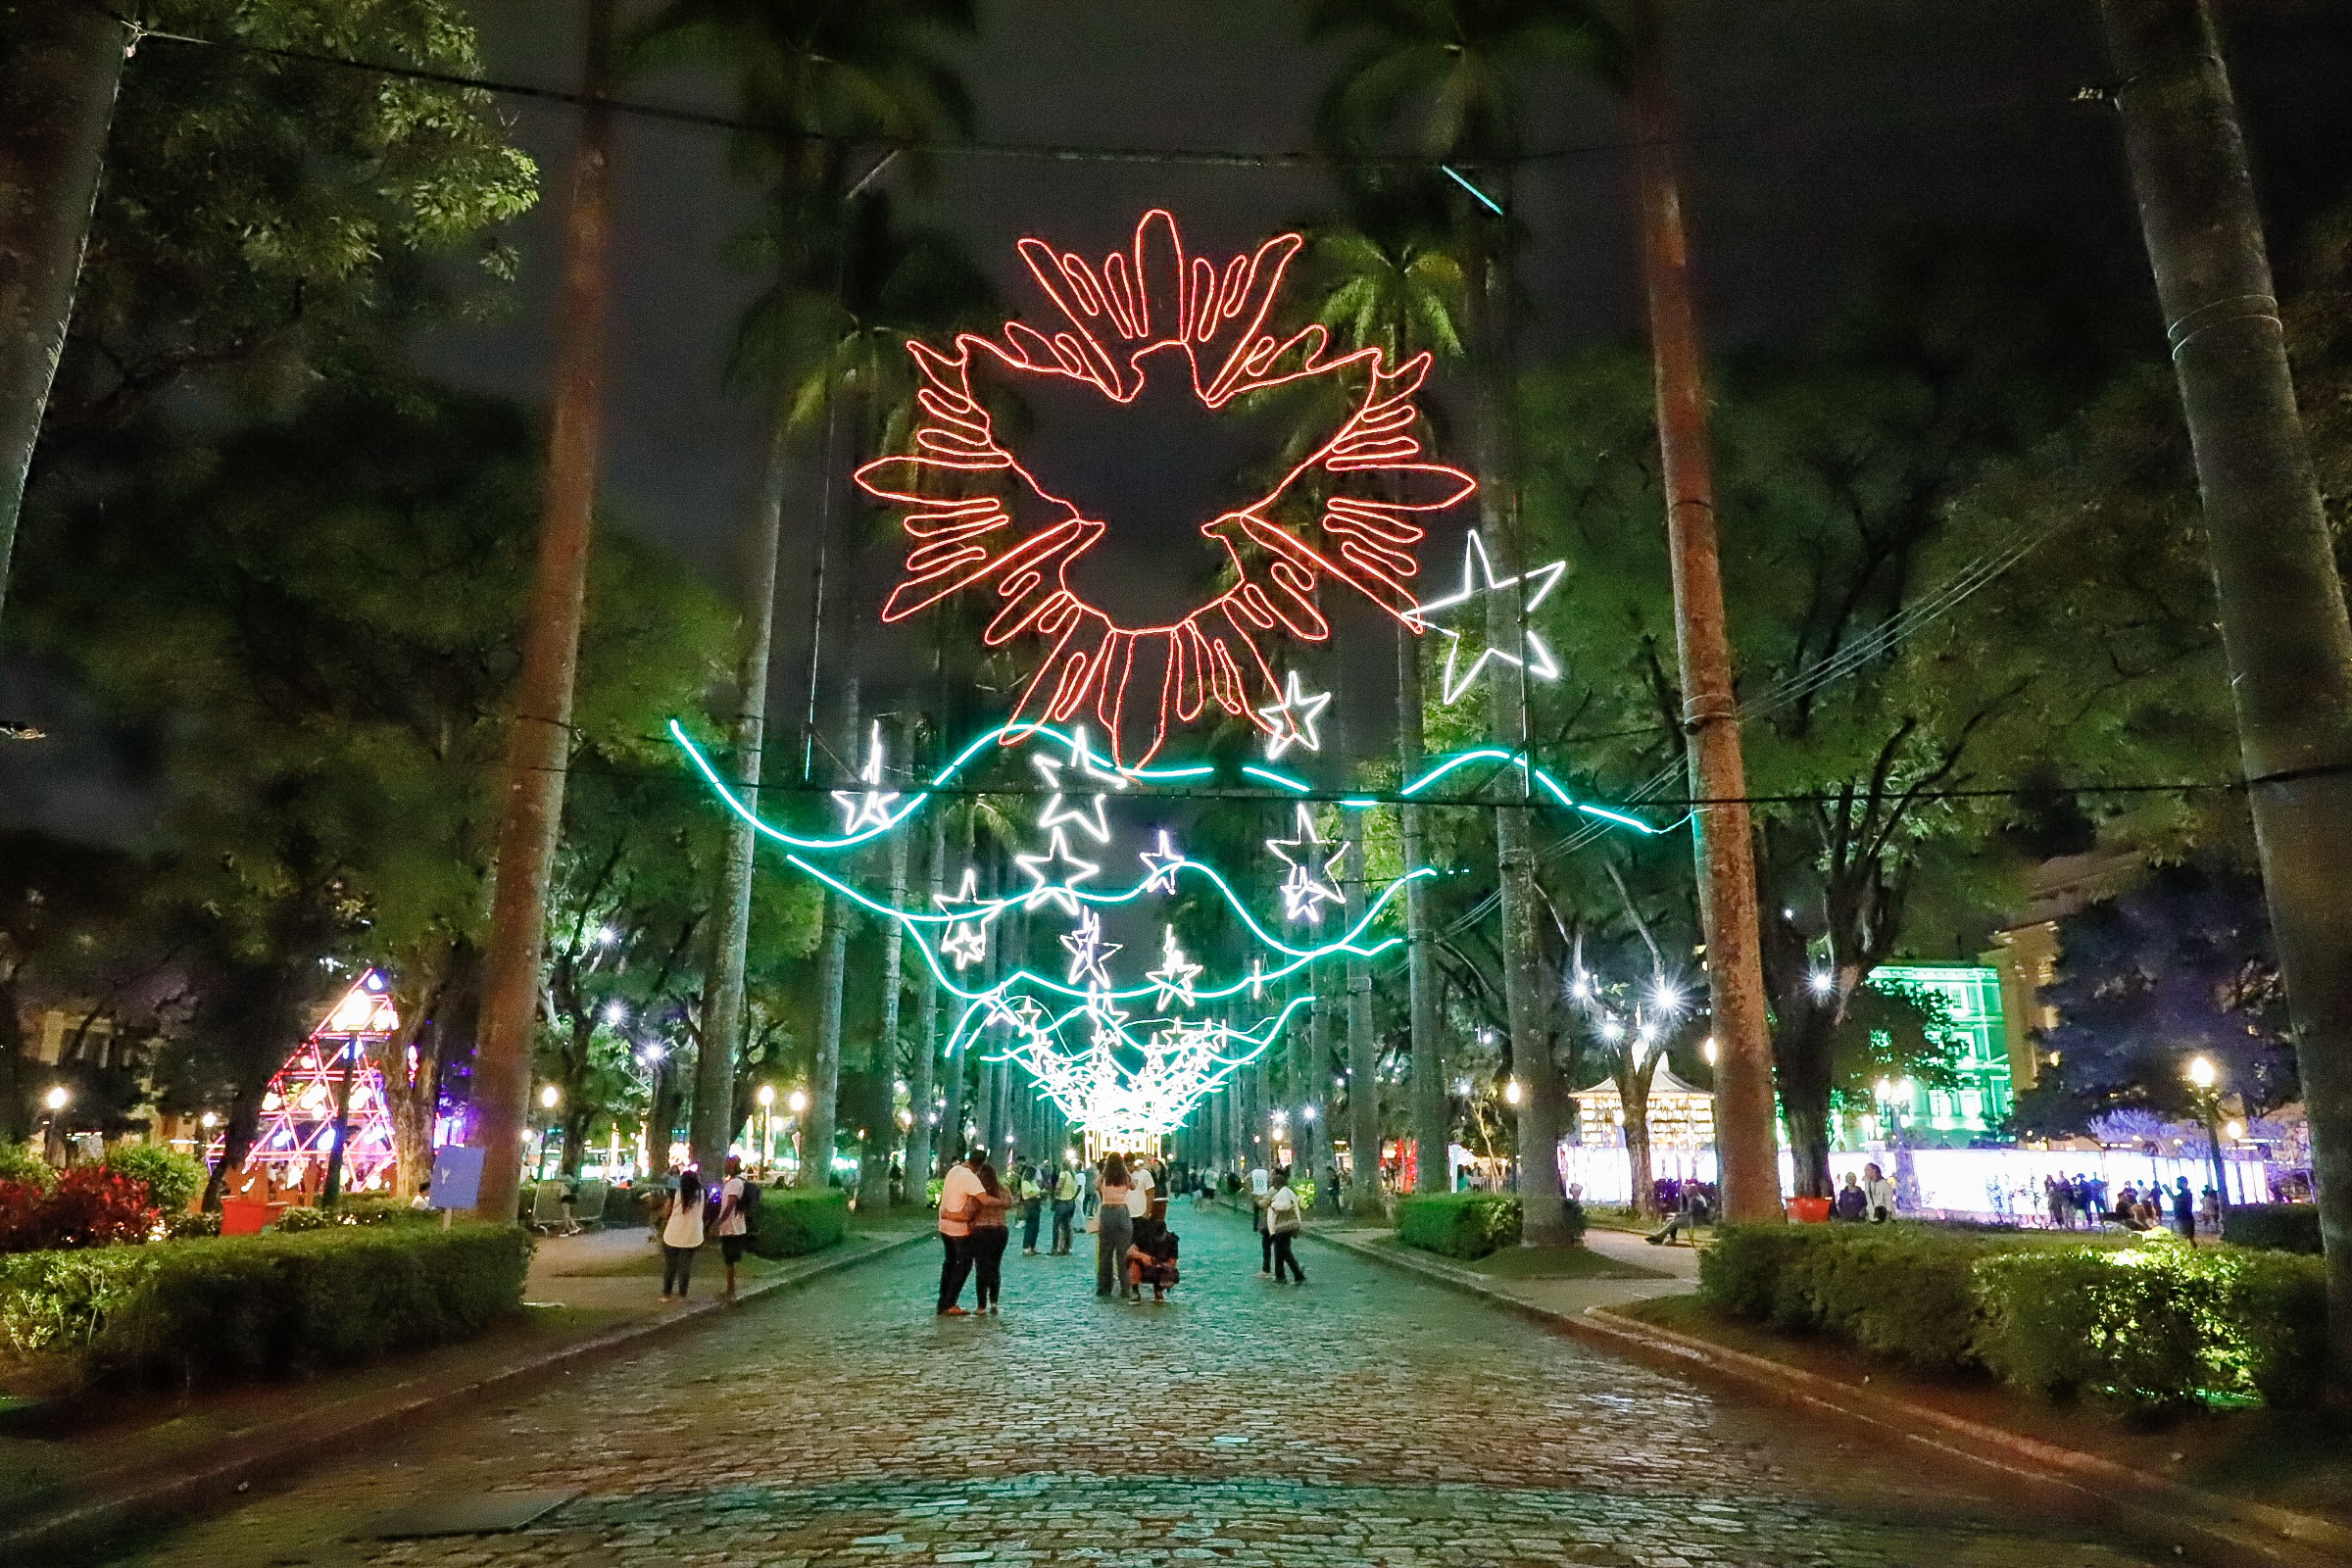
[471, 0, 616, 1222]
[1396, 626, 1448, 1193]
[803, 678, 858, 1189]
[692, 405, 790, 1182]
[0, 0, 126, 623]
[1342, 808, 1384, 1218]
[2102, 0, 2352, 1379]
[1629, 0, 1779, 1226]
[862, 780, 909, 1211]
[906, 804, 945, 1182]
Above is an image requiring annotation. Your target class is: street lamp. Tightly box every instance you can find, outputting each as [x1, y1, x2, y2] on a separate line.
[757, 1085, 777, 1171]
[43, 1085, 69, 1111]
[1502, 1079, 1524, 1106]
[537, 1085, 560, 1179]
[2185, 1054, 2230, 1220]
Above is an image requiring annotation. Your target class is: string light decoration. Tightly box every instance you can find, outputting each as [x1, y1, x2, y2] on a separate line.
[829, 720, 903, 831]
[1408, 529, 1568, 706]
[936, 866, 990, 971]
[218, 969, 401, 1190]
[1256, 669, 1332, 759]
[1145, 924, 1203, 1008]
[1266, 805, 1348, 924]
[853, 209, 1477, 766]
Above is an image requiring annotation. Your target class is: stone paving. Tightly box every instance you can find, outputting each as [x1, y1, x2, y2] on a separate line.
[108, 1208, 2158, 1568]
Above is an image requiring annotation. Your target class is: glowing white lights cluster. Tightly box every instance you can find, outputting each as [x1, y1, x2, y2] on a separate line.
[986, 988, 1301, 1148]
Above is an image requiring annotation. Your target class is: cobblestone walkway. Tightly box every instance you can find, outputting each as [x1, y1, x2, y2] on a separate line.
[112, 1210, 2155, 1568]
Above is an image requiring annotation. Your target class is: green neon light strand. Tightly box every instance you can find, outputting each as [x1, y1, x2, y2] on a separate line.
[1397, 749, 1660, 835]
[1239, 764, 1311, 793]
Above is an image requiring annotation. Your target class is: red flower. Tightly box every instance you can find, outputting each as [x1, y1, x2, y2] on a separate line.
[856, 210, 1476, 765]
[0, 1168, 157, 1252]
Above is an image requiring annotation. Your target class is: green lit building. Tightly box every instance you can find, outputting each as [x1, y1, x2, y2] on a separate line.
[1856, 962, 2015, 1147]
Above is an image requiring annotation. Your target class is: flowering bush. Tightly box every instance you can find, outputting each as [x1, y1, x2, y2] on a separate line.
[0, 1168, 158, 1253]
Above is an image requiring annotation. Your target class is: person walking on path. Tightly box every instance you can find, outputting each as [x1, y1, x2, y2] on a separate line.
[1018, 1165, 1046, 1256]
[969, 1160, 1013, 1312]
[714, 1155, 756, 1302]
[1096, 1153, 1135, 1298]
[1250, 1160, 1272, 1274]
[659, 1170, 705, 1301]
[937, 1149, 985, 1317]
[1265, 1168, 1305, 1284]
[1051, 1161, 1079, 1254]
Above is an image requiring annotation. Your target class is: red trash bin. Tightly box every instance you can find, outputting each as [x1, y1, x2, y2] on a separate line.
[1788, 1197, 1835, 1224]
[220, 1200, 283, 1236]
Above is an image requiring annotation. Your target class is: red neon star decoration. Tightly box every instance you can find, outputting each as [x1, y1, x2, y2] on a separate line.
[854, 209, 1476, 765]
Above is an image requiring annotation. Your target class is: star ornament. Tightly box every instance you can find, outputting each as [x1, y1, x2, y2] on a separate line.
[1030, 734, 1121, 844]
[1015, 827, 1101, 916]
[1256, 669, 1332, 759]
[1145, 925, 1202, 1008]
[829, 720, 903, 832]
[1267, 805, 1347, 924]
[1060, 908, 1122, 990]
[1408, 530, 1568, 706]
[1139, 829, 1185, 894]
[934, 866, 991, 972]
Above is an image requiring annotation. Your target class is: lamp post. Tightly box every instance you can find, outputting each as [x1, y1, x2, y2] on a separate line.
[757, 1085, 776, 1173]
[2187, 1054, 2230, 1220]
[538, 1084, 561, 1179]
[787, 1088, 808, 1177]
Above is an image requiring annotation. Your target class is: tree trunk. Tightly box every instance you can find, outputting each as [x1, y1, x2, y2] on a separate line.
[375, 944, 474, 1200]
[1630, 0, 1779, 1226]
[1396, 627, 1448, 1193]
[470, 0, 616, 1223]
[862, 783, 909, 1211]
[1616, 1057, 1660, 1218]
[2102, 0, 2352, 1378]
[1342, 809, 1384, 1218]
[691, 406, 791, 1182]
[0, 0, 125, 622]
[906, 804, 944, 1181]
[801, 677, 858, 1189]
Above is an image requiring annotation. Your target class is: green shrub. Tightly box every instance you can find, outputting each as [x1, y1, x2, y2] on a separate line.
[746, 1189, 848, 1258]
[1706, 1223, 2328, 1410]
[0, 1143, 57, 1194]
[1396, 1193, 1522, 1259]
[100, 1145, 204, 1214]
[0, 1222, 530, 1387]
[2222, 1203, 2322, 1254]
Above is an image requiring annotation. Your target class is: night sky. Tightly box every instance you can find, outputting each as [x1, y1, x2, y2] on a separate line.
[414, 0, 2352, 762]
[7, 0, 2350, 831]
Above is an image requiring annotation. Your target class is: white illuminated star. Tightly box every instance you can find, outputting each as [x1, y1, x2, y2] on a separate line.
[932, 865, 991, 971]
[1256, 669, 1333, 760]
[1145, 925, 1202, 1008]
[828, 720, 902, 832]
[1014, 828, 1101, 916]
[1408, 530, 1567, 705]
[1266, 805, 1348, 924]
[1139, 829, 1184, 894]
[1060, 908, 1122, 990]
[1030, 737, 1120, 844]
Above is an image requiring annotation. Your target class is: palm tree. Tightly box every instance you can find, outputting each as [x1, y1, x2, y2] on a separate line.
[1309, 0, 1781, 1228]
[631, 0, 978, 1187]
[1295, 172, 1467, 1197]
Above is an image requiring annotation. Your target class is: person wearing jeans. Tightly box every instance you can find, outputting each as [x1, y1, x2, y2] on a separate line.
[1265, 1168, 1305, 1284]
[969, 1161, 1013, 1312]
[1096, 1153, 1135, 1298]
[1051, 1164, 1079, 1254]
[659, 1170, 705, 1301]
[936, 1150, 985, 1316]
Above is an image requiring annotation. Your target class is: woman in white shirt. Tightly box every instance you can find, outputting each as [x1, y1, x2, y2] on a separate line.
[659, 1170, 706, 1300]
[1264, 1168, 1305, 1284]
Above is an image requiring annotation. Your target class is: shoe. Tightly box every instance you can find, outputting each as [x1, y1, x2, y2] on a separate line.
[938, 1305, 970, 1316]
[988, 1304, 999, 1314]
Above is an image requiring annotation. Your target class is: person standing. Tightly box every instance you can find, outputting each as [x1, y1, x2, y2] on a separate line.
[1862, 1162, 1896, 1224]
[1097, 1153, 1135, 1298]
[2172, 1176, 2198, 1241]
[1051, 1161, 1079, 1255]
[1265, 1168, 1305, 1284]
[659, 1170, 705, 1301]
[1250, 1159, 1273, 1275]
[969, 1161, 1013, 1313]
[1019, 1164, 1046, 1256]
[937, 1149, 985, 1317]
[713, 1155, 756, 1302]
[1130, 1154, 1157, 1222]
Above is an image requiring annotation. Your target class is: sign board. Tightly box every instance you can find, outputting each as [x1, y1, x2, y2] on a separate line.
[428, 1146, 485, 1211]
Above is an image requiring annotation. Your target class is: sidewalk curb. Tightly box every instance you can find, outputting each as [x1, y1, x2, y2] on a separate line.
[1314, 1227, 2351, 1568]
[0, 1228, 929, 1568]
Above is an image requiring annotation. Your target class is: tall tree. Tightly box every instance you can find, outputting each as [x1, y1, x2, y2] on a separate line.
[0, 0, 124, 622]
[2099, 0, 2352, 1380]
[473, 0, 620, 1223]
[1308, 0, 1612, 1245]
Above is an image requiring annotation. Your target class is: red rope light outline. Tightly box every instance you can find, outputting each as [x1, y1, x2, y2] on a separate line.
[855, 210, 1477, 765]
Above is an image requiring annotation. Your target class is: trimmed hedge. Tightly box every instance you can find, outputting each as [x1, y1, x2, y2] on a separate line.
[746, 1189, 849, 1259]
[1396, 1193, 1522, 1259]
[1700, 1223, 2327, 1410]
[0, 1222, 531, 1388]
[2222, 1203, 2322, 1254]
